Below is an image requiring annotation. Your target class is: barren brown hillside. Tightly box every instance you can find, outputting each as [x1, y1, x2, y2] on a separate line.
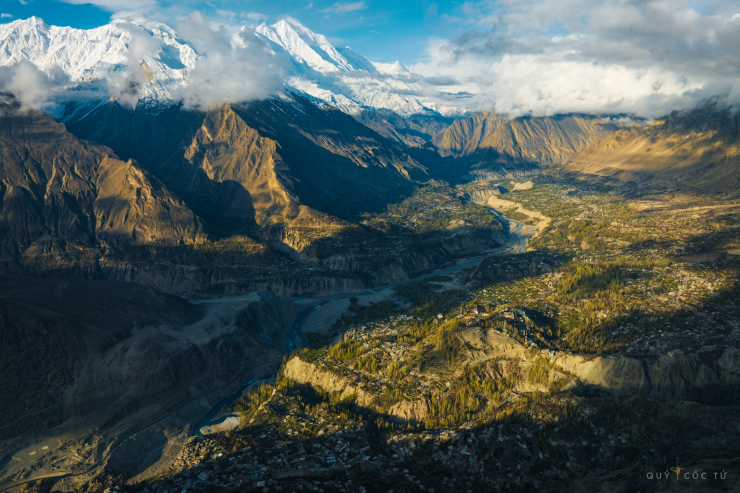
[564, 104, 740, 196]
[0, 99, 203, 262]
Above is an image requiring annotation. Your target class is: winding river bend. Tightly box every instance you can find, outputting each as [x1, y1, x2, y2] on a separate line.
[0, 203, 530, 493]
[192, 210, 528, 439]
[286, 206, 529, 347]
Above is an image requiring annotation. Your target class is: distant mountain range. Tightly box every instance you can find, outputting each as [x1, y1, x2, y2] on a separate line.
[0, 16, 464, 117]
[2, 15, 739, 267]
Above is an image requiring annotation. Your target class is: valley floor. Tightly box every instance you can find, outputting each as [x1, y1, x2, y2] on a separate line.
[4, 174, 740, 493]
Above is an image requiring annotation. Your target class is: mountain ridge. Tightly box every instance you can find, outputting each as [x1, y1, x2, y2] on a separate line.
[563, 104, 740, 197]
[0, 16, 460, 118]
[434, 111, 620, 165]
[0, 97, 204, 264]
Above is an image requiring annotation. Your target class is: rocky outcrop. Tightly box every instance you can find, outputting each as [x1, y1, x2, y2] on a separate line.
[283, 357, 432, 422]
[459, 327, 740, 404]
[466, 188, 502, 202]
[553, 354, 650, 396]
[388, 399, 431, 422]
[283, 357, 374, 407]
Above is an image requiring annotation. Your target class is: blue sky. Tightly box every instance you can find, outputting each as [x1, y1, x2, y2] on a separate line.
[0, 0, 479, 65]
[2, 0, 738, 117]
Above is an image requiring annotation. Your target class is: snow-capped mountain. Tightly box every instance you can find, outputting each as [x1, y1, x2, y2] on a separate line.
[255, 18, 444, 116]
[0, 16, 466, 117]
[0, 16, 195, 103]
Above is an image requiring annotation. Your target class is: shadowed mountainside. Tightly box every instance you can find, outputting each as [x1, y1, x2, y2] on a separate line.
[353, 109, 454, 150]
[0, 276, 295, 482]
[61, 95, 430, 234]
[0, 97, 204, 263]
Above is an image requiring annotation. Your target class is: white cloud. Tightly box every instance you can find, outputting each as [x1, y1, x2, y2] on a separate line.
[241, 11, 267, 22]
[414, 0, 740, 117]
[320, 2, 366, 15]
[0, 61, 57, 110]
[171, 12, 284, 109]
[1, 13, 13, 19]
[216, 9, 236, 21]
[0, 13, 284, 111]
[105, 22, 164, 107]
[59, 0, 158, 11]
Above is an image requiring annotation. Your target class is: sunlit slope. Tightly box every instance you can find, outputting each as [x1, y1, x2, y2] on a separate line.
[62, 95, 428, 228]
[0, 100, 203, 262]
[565, 105, 740, 196]
[434, 111, 619, 164]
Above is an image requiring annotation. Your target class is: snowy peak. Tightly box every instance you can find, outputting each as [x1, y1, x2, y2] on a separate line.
[0, 16, 466, 117]
[251, 18, 445, 117]
[373, 61, 410, 77]
[0, 16, 196, 102]
[256, 18, 366, 74]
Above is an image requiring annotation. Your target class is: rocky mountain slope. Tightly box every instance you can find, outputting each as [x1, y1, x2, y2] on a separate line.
[434, 111, 619, 166]
[353, 109, 454, 150]
[60, 95, 429, 227]
[563, 104, 740, 197]
[0, 97, 203, 264]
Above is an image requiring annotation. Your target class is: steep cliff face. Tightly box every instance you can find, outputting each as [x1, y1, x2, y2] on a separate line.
[229, 96, 429, 215]
[434, 112, 619, 165]
[283, 357, 375, 407]
[460, 327, 740, 404]
[172, 104, 299, 226]
[61, 95, 429, 228]
[0, 102, 203, 262]
[283, 356, 432, 422]
[555, 347, 740, 403]
[434, 111, 508, 157]
[564, 105, 740, 196]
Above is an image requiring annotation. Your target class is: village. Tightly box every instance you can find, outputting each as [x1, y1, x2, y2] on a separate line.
[92, 372, 739, 493]
[81, 178, 740, 493]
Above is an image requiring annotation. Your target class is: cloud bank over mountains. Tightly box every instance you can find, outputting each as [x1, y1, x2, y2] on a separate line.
[413, 0, 740, 117]
[0, 15, 285, 111]
[172, 13, 285, 109]
[1, 0, 739, 118]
